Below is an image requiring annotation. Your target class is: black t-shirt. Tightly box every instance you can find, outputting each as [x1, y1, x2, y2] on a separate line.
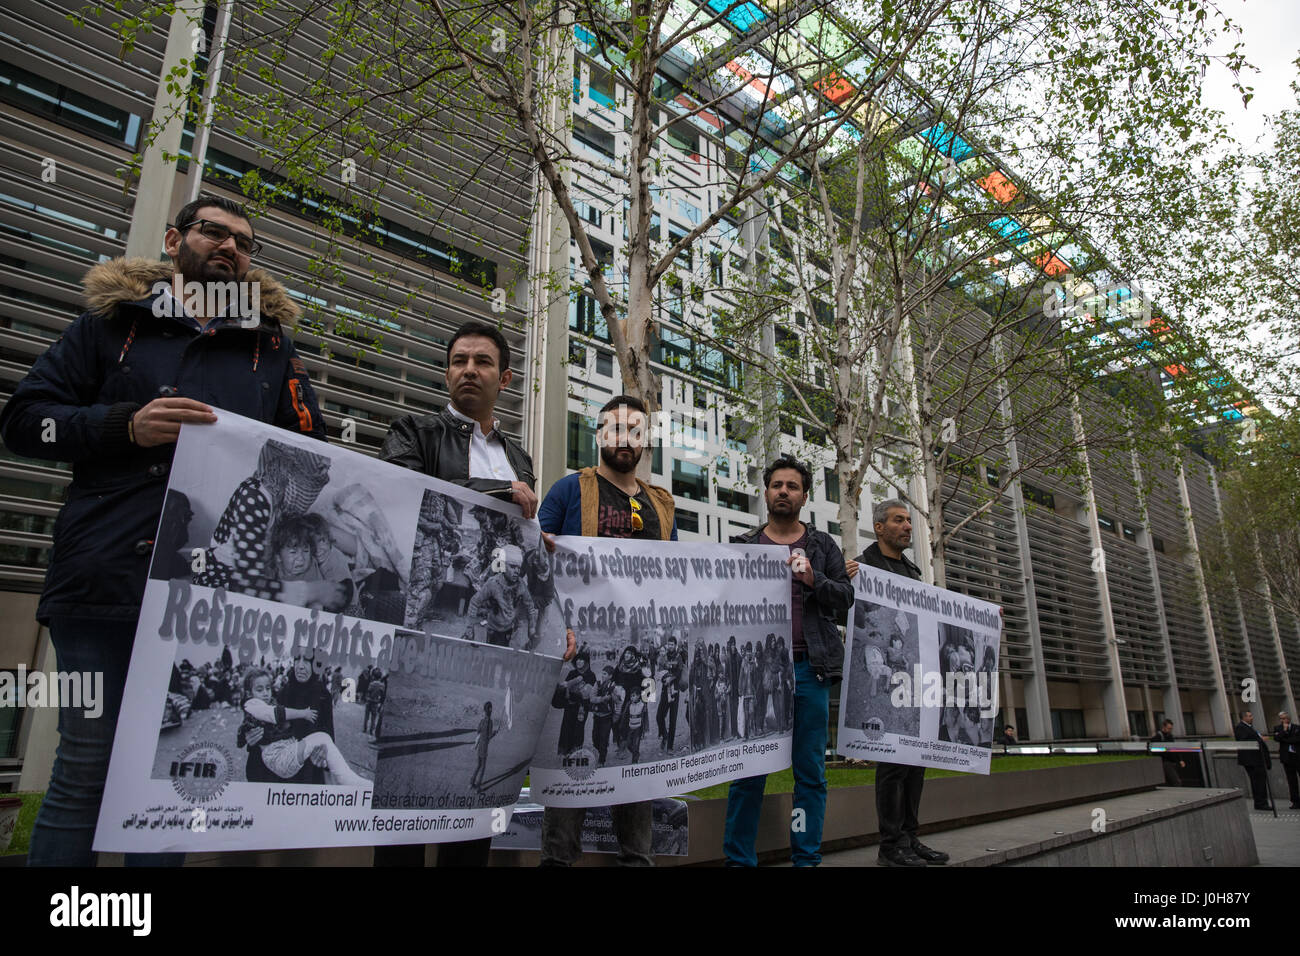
[596, 474, 660, 540]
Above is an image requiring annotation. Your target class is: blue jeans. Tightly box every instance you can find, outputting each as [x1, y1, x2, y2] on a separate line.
[723, 658, 829, 866]
[27, 616, 183, 867]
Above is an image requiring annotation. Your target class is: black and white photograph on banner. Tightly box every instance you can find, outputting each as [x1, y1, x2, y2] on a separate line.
[838, 564, 1001, 774]
[549, 622, 793, 770]
[937, 623, 998, 748]
[491, 793, 690, 856]
[842, 599, 921, 738]
[529, 537, 795, 806]
[153, 636, 375, 788]
[403, 490, 563, 650]
[372, 629, 560, 810]
[158, 429, 414, 625]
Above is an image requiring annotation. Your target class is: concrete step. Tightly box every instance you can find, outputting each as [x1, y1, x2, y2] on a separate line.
[795, 787, 1258, 867]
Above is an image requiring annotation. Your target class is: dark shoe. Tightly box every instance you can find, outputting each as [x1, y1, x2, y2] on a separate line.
[911, 843, 949, 865]
[878, 847, 927, 867]
[1289, 803, 1300, 810]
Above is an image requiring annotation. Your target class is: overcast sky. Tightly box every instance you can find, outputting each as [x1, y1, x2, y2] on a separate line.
[1202, 0, 1300, 148]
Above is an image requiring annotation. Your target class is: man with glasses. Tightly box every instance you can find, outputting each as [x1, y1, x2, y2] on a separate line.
[1, 194, 324, 866]
[536, 394, 677, 866]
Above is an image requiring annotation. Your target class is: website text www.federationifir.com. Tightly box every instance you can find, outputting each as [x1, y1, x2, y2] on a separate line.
[1114, 916, 1250, 930]
[333, 815, 477, 833]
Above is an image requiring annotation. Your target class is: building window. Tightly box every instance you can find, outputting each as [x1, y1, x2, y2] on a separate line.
[0, 59, 142, 147]
[1097, 514, 1117, 535]
[596, 350, 613, 377]
[1121, 524, 1137, 543]
[569, 293, 610, 342]
[825, 469, 840, 504]
[716, 487, 752, 513]
[676, 509, 700, 533]
[567, 412, 598, 470]
[1127, 711, 1149, 737]
[672, 460, 709, 502]
[1182, 711, 1197, 735]
[1151, 535, 1165, 553]
[569, 342, 587, 366]
[1050, 708, 1087, 739]
[1023, 483, 1056, 510]
[828, 521, 842, 536]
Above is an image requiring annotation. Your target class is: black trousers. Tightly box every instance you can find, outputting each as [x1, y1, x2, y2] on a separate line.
[1284, 761, 1300, 805]
[1242, 765, 1270, 808]
[1162, 760, 1182, 787]
[875, 762, 925, 852]
[372, 838, 493, 867]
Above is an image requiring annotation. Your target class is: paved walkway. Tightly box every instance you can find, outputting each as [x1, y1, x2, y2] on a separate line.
[1247, 807, 1300, 867]
[797, 787, 1291, 867]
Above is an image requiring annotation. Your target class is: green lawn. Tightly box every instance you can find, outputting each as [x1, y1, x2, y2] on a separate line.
[3, 792, 43, 856]
[685, 753, 1149, 800]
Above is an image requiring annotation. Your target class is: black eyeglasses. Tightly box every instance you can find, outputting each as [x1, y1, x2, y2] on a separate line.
[176, 218, 263, 256]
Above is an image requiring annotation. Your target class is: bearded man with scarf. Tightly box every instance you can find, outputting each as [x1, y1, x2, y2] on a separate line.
[0, 195, 325, 866]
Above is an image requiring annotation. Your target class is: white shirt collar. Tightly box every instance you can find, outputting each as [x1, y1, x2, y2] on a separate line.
[447, 402, 500, 437]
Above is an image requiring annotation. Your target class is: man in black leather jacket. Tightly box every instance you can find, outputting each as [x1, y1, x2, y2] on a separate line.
[374, 320, 535, 867]
[380, 320, 537, 516]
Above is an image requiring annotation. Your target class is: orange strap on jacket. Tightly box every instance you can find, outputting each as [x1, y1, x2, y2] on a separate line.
[289, 378, 313, 433]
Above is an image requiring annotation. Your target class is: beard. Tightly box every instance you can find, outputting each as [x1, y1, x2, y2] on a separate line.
[176, 237, 243, 284]
[599, 443, 642, 473]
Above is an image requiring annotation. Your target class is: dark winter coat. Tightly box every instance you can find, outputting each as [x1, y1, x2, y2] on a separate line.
[0, 258, 325, 623]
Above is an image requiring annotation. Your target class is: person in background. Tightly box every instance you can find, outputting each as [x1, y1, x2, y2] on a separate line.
[1234, 710, 1272, 811]
[1149, 719, 1184, 787]
[1271, 712, 1299, 809]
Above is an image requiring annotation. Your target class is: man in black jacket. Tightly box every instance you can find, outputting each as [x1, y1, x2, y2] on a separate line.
[380, 321, 537, 517]
[1149, 719, 1185, 787]
[1272, 712, 1300, 808]
[1, 195, 326, 866]
[722, 456, 853, 867]
[1234, 710, 1272, 810]
[846, 498, 950, 867]
[375, 320, 569, 867]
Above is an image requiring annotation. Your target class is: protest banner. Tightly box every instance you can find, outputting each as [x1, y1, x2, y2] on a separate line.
[837, 565, 1001, 774]
[528, 538, 794, 806]
[94, 412, 565, 851]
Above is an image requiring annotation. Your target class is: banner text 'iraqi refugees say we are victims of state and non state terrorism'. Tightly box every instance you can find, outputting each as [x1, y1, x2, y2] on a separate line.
[528, 537, 794, 806]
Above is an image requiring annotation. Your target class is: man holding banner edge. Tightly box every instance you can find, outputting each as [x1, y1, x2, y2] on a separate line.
[848, 498, 951, 867]
[536, 393, 677, 866]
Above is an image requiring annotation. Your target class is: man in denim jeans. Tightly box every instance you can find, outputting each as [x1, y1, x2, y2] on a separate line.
[724, 456, 854, 866]
[0, 196, 327, 866]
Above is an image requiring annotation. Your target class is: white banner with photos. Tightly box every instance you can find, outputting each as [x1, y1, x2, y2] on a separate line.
[528, 537, 794, 806]
[837, 565, 1001, 774]
[94, 411, 566, 851]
